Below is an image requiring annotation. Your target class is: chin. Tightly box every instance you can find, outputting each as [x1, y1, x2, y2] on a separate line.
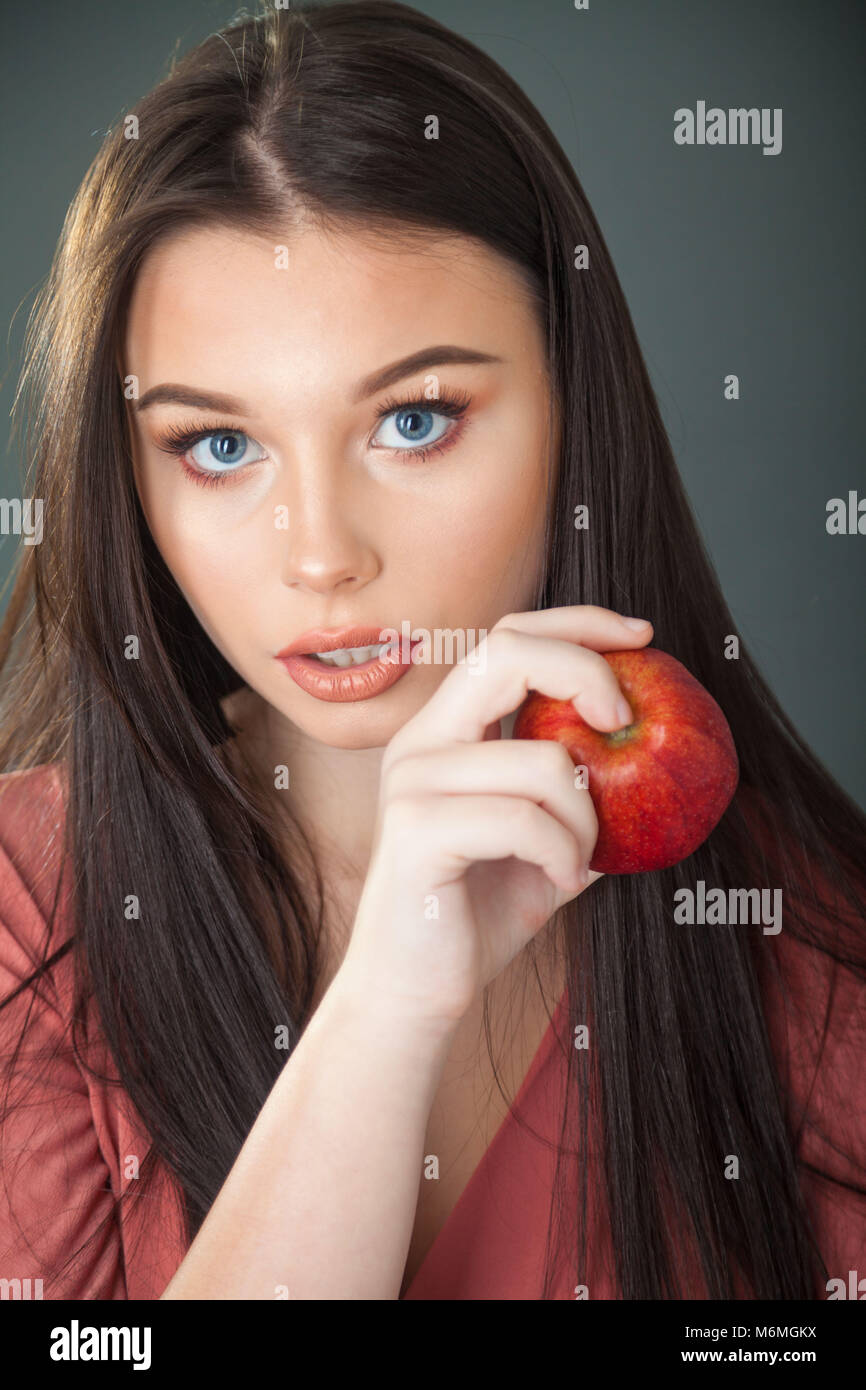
[271, 677, 432, 751]
[281, 705, 410, 751]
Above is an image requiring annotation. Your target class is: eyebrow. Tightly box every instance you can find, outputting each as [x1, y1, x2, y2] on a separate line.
[134, 345, 503, 415]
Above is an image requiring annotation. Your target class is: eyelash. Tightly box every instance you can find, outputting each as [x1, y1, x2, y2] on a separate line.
[153, 385, 473, 488]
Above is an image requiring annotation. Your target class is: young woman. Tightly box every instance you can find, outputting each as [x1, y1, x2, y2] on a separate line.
[1, 1, 864, 1301]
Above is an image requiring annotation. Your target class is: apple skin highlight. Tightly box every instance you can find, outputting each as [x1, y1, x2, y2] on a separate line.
[512, 647, 739, 874]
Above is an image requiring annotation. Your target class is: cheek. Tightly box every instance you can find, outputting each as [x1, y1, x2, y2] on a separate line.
[429, 411, 550, 599]
[138, 473, 267, 637]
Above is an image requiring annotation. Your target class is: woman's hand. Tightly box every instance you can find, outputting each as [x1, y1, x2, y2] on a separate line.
[340, 606, 654, 1027]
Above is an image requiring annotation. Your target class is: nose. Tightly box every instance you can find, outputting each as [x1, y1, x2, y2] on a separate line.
[277, 463, 379, 597]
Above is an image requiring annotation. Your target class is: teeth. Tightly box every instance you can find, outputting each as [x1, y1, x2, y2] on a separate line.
[309, 642, 391, 668]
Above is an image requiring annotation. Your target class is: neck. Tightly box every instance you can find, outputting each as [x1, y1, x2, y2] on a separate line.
[225, 685, 383, 875]
[222, 685, 568, 1024]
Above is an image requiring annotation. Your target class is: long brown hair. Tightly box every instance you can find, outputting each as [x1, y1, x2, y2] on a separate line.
[1, 0, 864, 1299]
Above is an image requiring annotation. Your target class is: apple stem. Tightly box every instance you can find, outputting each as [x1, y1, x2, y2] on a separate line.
[606, 724, 636, 745]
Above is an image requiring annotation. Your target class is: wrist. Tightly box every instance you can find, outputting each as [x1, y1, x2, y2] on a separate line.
[329, 956, 467, 1047]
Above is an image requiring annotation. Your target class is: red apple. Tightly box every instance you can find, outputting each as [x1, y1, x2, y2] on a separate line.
[512, 647, 739, 874]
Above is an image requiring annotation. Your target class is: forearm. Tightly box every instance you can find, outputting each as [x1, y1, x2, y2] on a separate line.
[160, 971, 457, 1300]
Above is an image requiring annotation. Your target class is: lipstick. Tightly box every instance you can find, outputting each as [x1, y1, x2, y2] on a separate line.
[275, 625, 420, 703]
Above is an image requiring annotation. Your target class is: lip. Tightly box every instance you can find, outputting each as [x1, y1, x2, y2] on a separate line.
[275, 625, 420, 703]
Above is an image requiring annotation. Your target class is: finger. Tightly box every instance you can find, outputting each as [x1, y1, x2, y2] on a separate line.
[492, 604, 652, 652]
[383, 738, 596, 870]
[383, 793, 586, 894]
[386, 618, 650, 761]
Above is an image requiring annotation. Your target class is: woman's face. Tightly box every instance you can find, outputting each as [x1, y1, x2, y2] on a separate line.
[124, 221, 556, 749]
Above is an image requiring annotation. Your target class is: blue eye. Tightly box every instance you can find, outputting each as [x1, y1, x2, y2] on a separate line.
[372, 406, 452, 451]
[187, 430, 266, 472]
[155, 386, 472, 488]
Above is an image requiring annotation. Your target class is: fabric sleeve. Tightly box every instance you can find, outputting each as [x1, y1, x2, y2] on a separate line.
[743, 787, 866, 1295]
[0, 772, 127, 1299]
[795, 950, 866, 1297]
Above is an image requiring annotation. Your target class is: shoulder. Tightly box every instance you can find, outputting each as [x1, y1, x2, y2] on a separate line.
[742, 789, 866, 1184]
[0, 763, 72, 1006]
[735, 782, 864, 1010]
[0, 761, 66, 844]
[735, 789, 866, 1281]
[0, 767, 135, 1297]
[0, 763, 67, 865]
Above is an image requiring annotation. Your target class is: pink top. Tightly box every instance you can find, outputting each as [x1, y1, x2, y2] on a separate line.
[0, 763, 864, 1299]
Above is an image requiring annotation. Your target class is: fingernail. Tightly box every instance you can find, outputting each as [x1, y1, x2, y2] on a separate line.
[615, 696, 633, 726]
[620, 616, 649, 630]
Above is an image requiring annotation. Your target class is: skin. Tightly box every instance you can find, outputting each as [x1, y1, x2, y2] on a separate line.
[123, 214, 655, 1028]
[125, 219, 656, 1298]
[125, 223, 556, 868]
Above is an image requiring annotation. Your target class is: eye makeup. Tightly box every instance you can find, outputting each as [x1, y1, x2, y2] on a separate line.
[370, 384, 472, 455]
[150, 383, 474, 487]
[151, 419, 263, 488]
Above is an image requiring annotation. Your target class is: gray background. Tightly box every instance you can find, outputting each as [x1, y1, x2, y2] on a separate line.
[2, 0, 863, 808]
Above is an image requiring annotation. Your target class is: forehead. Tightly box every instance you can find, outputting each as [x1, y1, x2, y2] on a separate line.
[123, 222, 541, 388]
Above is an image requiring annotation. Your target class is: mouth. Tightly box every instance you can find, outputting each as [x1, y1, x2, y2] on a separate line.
[302, 640, 396, 668]
[275, 626, 421, 703]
